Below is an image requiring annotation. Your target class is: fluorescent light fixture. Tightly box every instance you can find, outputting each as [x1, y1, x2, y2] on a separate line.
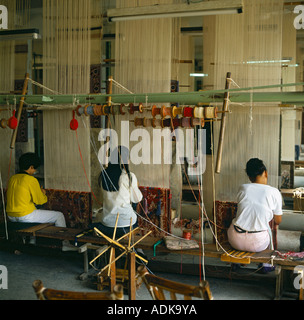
[0, 29, 40, 41]
[190, 73, 208, 77]
[107, 0, 243, 22]
[245, 58, 292, 64]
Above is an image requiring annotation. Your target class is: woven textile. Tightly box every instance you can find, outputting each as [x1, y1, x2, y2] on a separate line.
[42, 189, 92, 229]
[137, 186, 171, 237]
[215, 200, 277, 249]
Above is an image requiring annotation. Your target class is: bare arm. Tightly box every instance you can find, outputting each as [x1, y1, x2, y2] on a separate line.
[274, 214, 282, 225]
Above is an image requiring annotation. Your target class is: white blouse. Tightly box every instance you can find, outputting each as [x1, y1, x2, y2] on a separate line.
[101, 170, 143, 228]
[233, 183, 283, 232]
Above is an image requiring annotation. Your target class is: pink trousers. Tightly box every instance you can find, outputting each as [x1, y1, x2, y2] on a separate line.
[227, 224, 270, 252]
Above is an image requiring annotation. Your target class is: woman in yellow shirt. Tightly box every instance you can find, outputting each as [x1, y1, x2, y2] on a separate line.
[6, 153, 76, 251]
[6, 153, 66, 227]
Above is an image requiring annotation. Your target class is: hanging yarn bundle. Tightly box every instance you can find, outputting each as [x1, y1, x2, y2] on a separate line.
[8, 110, 18, 130]
[70, 111, 79, 131]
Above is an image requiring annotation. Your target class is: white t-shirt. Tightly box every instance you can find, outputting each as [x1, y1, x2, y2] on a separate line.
[233, 183, 283, 232]
[101, 170, 143, 228]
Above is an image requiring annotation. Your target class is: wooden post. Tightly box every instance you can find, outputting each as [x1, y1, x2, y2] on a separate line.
[215, 72, 231, 174]
[10, 73, 30, 149]
[128, 251, 136, 300]
[105, 76, 113, 166]
[107, 76, 113, 107]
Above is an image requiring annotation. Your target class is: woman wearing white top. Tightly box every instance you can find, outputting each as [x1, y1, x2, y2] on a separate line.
[227, 158, 283, 253]
[93, 146, 143, 239]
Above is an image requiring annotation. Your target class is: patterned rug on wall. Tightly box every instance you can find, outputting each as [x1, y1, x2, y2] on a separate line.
[137, 187, 171, 237]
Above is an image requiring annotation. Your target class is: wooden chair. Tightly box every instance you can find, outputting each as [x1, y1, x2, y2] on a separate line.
[32, 280, 124, 300]
[137, 266, 213, 300]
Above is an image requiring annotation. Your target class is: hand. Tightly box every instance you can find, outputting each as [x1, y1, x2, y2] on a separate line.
[41, 186, 46, 195]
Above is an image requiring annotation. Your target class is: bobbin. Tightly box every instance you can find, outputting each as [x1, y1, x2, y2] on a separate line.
[181, 117, 192, 128]
[172, 106, 183, 118]
[152, 118, 162, 128]
[84, 104, 90, 116]
[94, 104, 102, 116]
[129, 103, 144, 114]
[120, 104, 126, 115]
[85, 105, 95, 116]
[193, 106, 204, 119]
[204, 106, 218, 119]
[134, 117, 145, 127]
[102, 104, 111, 116]
[191, 118, 205, 127]
[151, 105, 161, 117]
[76, 105, 83, 116]
[161, 118, 172, 128]
[183, 106, 194, 118]
[134, 117, 154, 128]
[0, 119, 7, 129]
[161, 105, 173, 118]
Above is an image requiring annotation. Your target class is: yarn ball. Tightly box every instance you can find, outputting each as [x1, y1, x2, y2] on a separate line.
[70, 118, 79, 131]
[8, 111, 18, 130]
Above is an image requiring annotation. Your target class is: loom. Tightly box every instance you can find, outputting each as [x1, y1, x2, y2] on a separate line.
[1, 1, 304, 294]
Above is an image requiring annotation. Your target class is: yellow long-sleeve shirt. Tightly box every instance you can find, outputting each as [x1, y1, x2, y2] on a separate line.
[6, 173, 47, 218]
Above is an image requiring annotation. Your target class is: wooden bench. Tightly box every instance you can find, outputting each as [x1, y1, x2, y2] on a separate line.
[15, 224, 304, 300]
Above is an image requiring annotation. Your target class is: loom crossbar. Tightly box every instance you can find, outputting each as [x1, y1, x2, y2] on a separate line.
[1, 84, 304, 106]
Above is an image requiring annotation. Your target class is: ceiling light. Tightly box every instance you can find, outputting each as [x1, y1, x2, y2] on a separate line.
[107, 0, 243, 22]
[190, 73, 208, 77]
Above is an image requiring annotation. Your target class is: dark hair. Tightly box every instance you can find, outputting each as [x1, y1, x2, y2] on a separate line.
[246, 158, 267, 181]
[19, 153, 41, 172]
[98, 146, 132, 192]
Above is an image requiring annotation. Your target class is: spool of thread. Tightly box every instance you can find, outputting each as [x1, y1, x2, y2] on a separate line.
[120, 104, 126, 115]
[193, 107, 204, 119]
[172, 118, 182, 129]
[144, 118, 153, 127]
[161, 105, 173, 118]
[181, 117, 192, 128]
[151, 105, 161, 117]
[183, 229, 192, 240]
[183, 107, 193, 118]
[102, 105, 111, 116]
[76, 105, 83, 116]
[172, 106, 183, 118]
[84, 105, 95, 116]
[152, 118, 162, 128]
[161, 118, 172, 128]
[204, 106, 218, 119]
[0, 119, 7, 129]
[93, 105, 102, 116]
[191, 118, 205, 127]
[134, 117, 144, 127]
[129, 103, 144, 114]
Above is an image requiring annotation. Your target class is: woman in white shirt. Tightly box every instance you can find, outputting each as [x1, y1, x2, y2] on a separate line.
[227, 158, 283, 252]
[93, 146, 143, 239]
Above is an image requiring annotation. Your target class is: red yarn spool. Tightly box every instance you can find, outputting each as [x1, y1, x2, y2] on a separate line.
[70, 111, 79, 131]
[8, 110, 18, 130]
[183, 107, 193, 118]
[182, 229, 192, 240]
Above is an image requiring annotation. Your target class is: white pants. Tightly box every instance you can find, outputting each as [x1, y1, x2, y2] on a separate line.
[8, 209, 66, 228]
[227, 224, 270, 252]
